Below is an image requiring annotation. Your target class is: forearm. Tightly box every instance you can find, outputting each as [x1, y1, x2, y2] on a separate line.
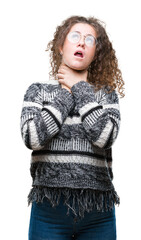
[21, 83, 74, 150]
[71, 81, 120, 149]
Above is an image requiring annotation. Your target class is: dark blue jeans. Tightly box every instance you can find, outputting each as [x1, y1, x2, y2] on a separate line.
[28, 194, 117, 240]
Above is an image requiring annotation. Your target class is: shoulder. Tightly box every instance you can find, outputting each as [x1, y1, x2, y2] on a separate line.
[23, 80, 60, 101]
[25, 79, 60, 93]
[95, 87, 119, 104]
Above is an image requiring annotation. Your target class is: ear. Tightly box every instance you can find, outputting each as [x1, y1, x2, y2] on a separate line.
[59, 46, 63, 55]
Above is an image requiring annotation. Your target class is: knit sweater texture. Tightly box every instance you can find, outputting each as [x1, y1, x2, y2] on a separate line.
[20, 79, 120, 219]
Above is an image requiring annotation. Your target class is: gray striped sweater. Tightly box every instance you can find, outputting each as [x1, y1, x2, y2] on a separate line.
[20, 79, 120, 219]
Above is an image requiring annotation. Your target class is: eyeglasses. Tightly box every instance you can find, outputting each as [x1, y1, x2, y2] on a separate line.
[67, 31, 97, 47]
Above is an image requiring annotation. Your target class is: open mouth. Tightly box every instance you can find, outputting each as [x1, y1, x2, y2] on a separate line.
[74, 51, 84, 58]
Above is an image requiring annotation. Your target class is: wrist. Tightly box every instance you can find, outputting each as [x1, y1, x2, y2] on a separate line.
[61, 84, 72, 94]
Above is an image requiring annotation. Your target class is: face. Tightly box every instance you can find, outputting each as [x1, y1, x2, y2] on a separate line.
[59, 23, 97, 70]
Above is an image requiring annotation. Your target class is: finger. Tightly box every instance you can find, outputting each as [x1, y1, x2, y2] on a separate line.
[60, 62, 67, 67]
[58, 69, 65, 74]
[58, 67, 67, 73]
[58, 78, 64, 84]
[56, 73, 64, 79]
[59, 64, 70, 71]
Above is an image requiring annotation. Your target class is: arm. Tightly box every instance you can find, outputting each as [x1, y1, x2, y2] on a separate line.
[20, 82, 74, 150]
[71, 81, 120, 149]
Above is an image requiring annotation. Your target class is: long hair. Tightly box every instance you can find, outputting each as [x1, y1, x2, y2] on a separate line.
[46, 15, 125, 97]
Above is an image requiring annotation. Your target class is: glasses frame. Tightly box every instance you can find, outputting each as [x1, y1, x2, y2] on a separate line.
[67, 31, 98, 47]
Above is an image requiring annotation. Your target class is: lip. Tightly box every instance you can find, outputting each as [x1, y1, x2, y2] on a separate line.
[74, 50, 84, 58]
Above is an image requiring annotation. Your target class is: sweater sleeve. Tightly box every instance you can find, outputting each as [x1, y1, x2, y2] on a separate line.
[20, 82, 74, 150]
[71, 81, 120, 149]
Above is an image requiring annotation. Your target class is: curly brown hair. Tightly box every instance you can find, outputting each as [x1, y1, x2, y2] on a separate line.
[46, 15, 125, 98]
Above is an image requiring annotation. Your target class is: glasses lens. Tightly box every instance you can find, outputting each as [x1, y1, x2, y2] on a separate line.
[67, 31, 80, 43]
[85, 35, 95, 46]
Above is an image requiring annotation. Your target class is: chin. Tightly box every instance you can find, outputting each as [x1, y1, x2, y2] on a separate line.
[68, 62, 87, 71]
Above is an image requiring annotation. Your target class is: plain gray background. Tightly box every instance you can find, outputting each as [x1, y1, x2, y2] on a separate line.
[1, 0, 140, 239]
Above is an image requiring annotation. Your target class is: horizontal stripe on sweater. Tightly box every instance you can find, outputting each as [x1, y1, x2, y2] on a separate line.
[31, 154, 112, 167]
[30, 161, 113, 188]
[31, 138, 111, 158]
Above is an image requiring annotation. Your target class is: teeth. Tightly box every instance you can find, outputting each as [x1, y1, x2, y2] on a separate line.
[74, 51, 83, 57]
[76, 52, 82, 55]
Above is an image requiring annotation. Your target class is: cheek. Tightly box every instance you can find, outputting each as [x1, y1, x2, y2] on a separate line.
[62, 45, 74, 65]
[62, 46, 73, 62]
[90, 47, 96, 58]
[62, 41, 73, 55]
[87, 48, 96, 63]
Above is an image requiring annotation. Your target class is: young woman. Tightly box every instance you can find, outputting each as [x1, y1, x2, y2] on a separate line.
[21, 15, 124, 240]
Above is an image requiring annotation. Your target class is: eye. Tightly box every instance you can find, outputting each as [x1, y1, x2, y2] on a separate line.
[68, 31, 80, 43]
[85, 36, 95, 46]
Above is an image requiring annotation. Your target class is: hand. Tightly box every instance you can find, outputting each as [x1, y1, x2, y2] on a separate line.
[57, 63, 88, 89]
[61, 83, 72, 93]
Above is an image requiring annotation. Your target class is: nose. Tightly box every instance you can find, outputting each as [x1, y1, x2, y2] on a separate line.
[77, 36, 85, 47]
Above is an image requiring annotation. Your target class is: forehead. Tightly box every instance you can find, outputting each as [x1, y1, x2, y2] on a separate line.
[69, 23, 96, 36]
